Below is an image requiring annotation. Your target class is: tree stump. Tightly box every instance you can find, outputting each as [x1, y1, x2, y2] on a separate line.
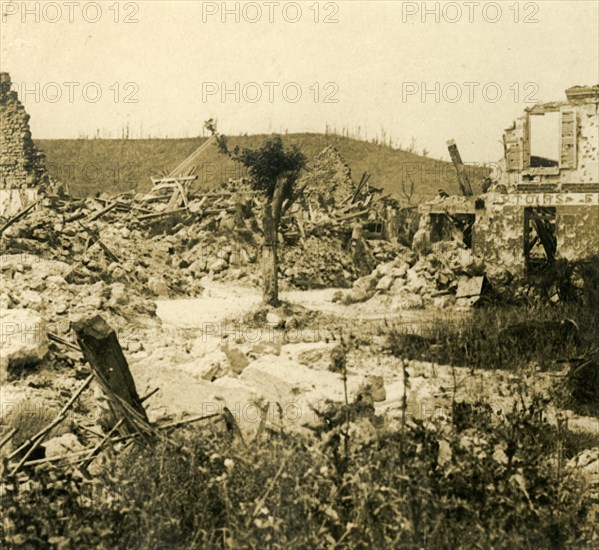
[74, 315, 149, 435]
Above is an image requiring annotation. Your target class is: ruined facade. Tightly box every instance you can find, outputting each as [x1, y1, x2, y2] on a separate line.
[0, 72, 46, 217]
[419, 86, 599, 276]
[502, 85, 599, 190]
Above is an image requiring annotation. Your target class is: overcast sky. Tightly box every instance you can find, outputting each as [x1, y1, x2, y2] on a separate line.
[1, 0, 598, 162]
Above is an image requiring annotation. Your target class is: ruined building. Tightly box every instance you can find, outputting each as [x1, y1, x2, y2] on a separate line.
[419, 85, 599, 276]
[0, 72, 47, 217]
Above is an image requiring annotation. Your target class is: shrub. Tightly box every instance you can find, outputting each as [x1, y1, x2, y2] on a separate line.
[1, 392, 594, 549]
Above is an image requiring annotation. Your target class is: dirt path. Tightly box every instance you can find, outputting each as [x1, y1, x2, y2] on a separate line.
[149, 281, 598, 439]
[156, 282, 262, 329]
[156, 281, 448, 330]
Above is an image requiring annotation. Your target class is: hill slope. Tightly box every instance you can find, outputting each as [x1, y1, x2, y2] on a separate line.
[36, 134, 487, 201]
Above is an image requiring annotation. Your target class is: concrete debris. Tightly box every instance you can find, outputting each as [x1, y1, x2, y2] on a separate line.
[265, 310, 285, 328]
[0, 308, 49, 381]
[222, 343, 250, 374]
[360, 375, 387, 402]
[1, 141, 410, 303]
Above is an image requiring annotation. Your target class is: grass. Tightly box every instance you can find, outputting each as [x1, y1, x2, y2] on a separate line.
[36, 134, 488, 200]
[1, 388, 595, 549]
[385, 257, 599, 377]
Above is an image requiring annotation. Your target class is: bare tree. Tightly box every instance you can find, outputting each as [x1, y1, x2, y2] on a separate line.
[400, 175, 416, 205]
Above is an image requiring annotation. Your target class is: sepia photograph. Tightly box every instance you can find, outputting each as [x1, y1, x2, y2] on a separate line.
[1, 1, 598, 547]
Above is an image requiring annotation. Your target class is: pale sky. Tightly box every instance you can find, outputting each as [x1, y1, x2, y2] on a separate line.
[1, 0, 598, 162]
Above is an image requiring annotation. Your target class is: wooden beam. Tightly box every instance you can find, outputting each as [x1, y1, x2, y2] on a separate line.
[78, 222, 120, 263]
[167, 135, 216, 178]
[0, 199, 39, 236]
[447, 139, 474, 196]
[87, 201, 119, 222]
[74, 315, 150, 436]
[8, 375, 94, 474]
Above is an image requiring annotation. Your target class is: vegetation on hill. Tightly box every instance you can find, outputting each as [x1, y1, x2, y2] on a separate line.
[36, 134, 489, 201]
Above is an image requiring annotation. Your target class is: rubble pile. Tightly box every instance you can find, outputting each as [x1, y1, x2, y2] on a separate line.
[338, 241, 485, 309]
[278, 145, 405, 288]
[298, 145, 354, 206]
[0, 252, 159, 382]
[1, 198, 207, 297]
[280, 233, 356, 289]
[281, 233, 401, 289]
[2, 144, 407, 296]
[0, 141, 409, 382]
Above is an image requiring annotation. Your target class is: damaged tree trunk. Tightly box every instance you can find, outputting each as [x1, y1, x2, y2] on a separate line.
[261, 178, 289, 307]
[262, 203, 279, 307]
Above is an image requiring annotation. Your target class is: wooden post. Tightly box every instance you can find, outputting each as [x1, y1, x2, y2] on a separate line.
[73, 315, 149, 435]
[447, 139, 474, 197]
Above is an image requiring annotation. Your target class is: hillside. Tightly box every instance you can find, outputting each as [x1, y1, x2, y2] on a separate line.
[36, 134, 488, 201]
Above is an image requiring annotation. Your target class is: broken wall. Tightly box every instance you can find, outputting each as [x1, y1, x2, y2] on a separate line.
[0, 72, 46, 190]
[473, 198, 599, 276]
[420, 193, 599, 277]
[299, 145, 355, 206]
[0, 188, 38, 220]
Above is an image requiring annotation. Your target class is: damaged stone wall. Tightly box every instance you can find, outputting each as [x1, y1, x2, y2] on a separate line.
[418, 193, 599, 277]
[0, 72, 47, 190]
[473, 197, 599, 276]
[299, 145, 354, 206]
[556, 205, 599, 262]
[417, 86, 599, 277]
[472, 201, 526, 276]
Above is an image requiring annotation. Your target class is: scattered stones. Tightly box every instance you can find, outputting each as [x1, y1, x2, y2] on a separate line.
[366, 375, 386, 402]
[0, 308, 49, 381]
[342, 241, 484, 310]
[266, 310, 285, 328]
[209, 258, 228, 273]
[42, 433, 85, 458]
[147, 276, 169, 297]
[376, 275, 395, 291]
[222, 344, 250, 374]
[127, 341, 144, 353]
[109, 282, 128, 306]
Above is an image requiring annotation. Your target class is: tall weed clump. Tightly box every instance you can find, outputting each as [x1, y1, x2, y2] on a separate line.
[2, 389, 594, 549]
